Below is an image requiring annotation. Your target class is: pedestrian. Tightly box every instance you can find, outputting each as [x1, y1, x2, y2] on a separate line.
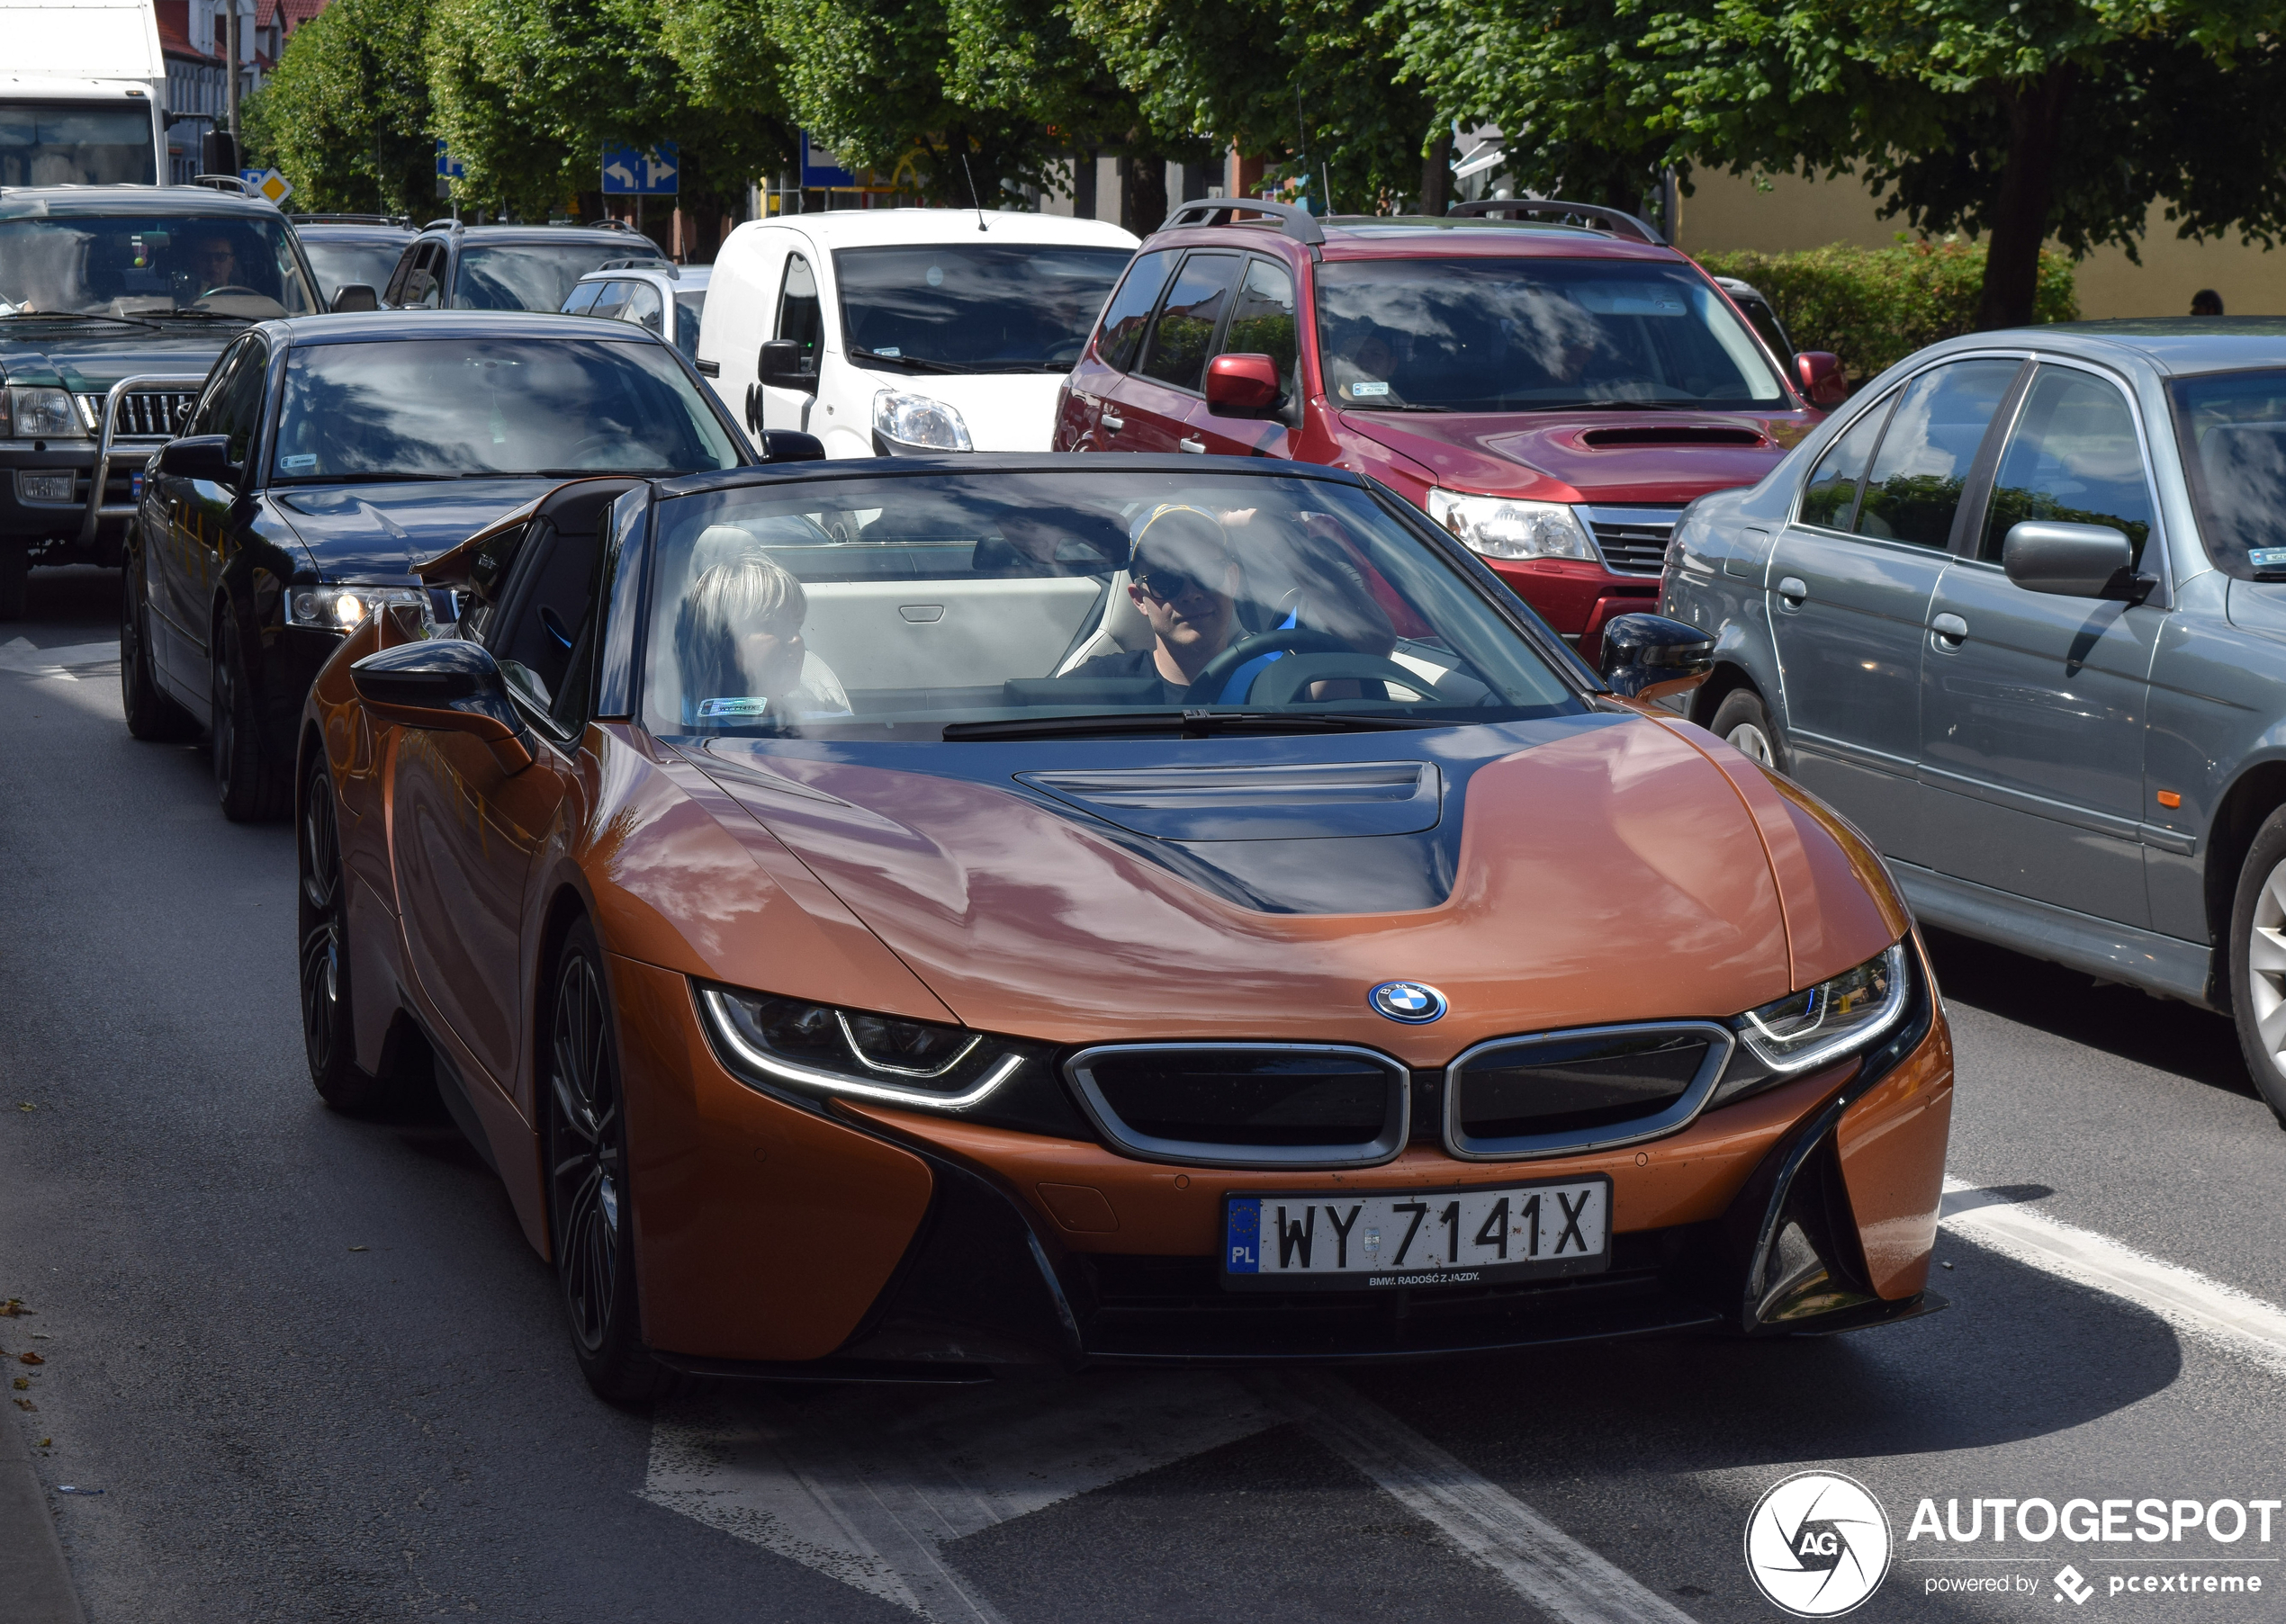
[2192, 289, 2224, 316]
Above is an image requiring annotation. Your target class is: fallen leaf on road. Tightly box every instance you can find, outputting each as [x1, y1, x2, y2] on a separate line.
[36, 1437, 50, 1447]
[12, 1398, 33, 1412]
[19, 1351, 43, 1365]
[11, 1377, 28, 1389]
[348, 1245, 368, 1252]
[0, 1300, 21, 1316]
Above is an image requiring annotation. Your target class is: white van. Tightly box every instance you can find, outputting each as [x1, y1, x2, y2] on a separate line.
[699, 209, 1137, 455]
[0, 0, 168, 185]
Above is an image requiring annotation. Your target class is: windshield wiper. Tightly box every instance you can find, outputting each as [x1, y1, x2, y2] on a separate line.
[273, 471, 514, 485]
[850, 347, 976, 375]
[1521, 398, 1710, 412]
[943, 709, 1442, 741]
[0, 310, 159, 328]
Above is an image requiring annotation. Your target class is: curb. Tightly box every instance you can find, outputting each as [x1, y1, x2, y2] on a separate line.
[0, 1410, 86, 1624]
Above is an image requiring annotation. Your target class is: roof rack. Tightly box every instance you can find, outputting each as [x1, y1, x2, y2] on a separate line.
[291, 212, 407, 227]
[598, 256, 678, 275]
[424, 218, 461, 231]
[1444, 198, 1665, 246]
[1157, 196, 1326, 247]
[189, 174, 260, 198]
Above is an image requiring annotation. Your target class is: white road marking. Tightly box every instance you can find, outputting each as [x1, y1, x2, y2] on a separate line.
[644, 1367, 1700, 1624]
[1264, 1371, 1701, 1624]
[1941, 1178, 2286, 1375]
[0, 639, 118, 679]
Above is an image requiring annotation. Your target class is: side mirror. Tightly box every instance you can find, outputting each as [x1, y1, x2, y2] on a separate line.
[1204, 352, 1282, 417]
[330, 283, 379, 313]
[348, 639, 535, 772]
[155, 435, 240, 486]
[758, 429, 826, 463]
[1598, 612, 1714, 701]
[2002, 520, 2150, 601]
[759, 338, 816, 393]
[1795, 351, 1847, 408]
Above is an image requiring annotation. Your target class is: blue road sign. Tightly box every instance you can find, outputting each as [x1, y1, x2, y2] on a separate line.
[601, 143, 679, 195]
[800, 132, 855, 189]
[435, 139, 464, 180]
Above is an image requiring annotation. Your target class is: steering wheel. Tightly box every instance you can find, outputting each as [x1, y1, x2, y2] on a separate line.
[1244, 652, 1441, 707]
[1183, 627, 1356, 705]
[196, 284, 262, 300]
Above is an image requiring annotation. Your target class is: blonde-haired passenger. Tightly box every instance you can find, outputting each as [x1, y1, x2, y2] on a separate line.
[674, 554, 849, 726]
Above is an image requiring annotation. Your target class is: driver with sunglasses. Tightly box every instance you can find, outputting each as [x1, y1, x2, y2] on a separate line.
[1066, 504, 1248, 702]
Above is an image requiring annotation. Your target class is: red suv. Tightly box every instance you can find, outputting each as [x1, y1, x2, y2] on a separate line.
[1054, 199, 1844, 659]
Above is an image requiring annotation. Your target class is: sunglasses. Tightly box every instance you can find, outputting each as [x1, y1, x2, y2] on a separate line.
[1133, 563, 1224, 602]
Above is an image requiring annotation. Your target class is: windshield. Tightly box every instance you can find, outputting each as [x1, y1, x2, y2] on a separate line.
[639, 471, 1580, 740]
[302, 238, 407, 301]
[0, 101, 156, 186]
[0, 211, 320, 319]
[1314, 257, 1789, 412]
[833, 245, 1133, 372]
[2171, 369, 2286, 578]
[454, 241, 648, 311]
[268, 336, 741, 480]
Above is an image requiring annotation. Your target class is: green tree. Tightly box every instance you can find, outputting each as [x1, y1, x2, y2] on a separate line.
[1388, 0, 2286, 327]
[240, 0, 436, 217]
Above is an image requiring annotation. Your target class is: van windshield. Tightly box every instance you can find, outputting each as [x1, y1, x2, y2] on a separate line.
[834, 245, 1133, 372]
[1315, 257, 1789, 412]
[0, 101, 155, 186]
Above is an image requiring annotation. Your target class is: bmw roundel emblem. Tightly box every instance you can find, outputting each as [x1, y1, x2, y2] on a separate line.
[1369, 981, 1447, 1024]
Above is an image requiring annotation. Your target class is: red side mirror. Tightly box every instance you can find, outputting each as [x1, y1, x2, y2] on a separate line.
[1205, 353, 1282, 417]
[1796, 350, 1848, 408]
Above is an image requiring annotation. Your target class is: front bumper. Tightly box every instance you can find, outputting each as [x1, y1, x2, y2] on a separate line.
[1484, 556, 1660, 666]
[0, 439, 156, 562]
[615, 938, 1953, 1375]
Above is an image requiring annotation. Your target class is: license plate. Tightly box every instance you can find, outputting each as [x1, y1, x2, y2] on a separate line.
[1221, 1177, 1611, 1292]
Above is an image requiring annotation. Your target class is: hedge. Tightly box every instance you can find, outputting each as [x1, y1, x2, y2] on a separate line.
[1696, 238, 2079, 385]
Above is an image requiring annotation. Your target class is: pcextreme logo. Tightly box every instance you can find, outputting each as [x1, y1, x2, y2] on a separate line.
[1745, 1471, 1894, 1618]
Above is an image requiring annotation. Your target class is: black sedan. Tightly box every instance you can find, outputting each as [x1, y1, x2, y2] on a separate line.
[120, 310, 757, 820]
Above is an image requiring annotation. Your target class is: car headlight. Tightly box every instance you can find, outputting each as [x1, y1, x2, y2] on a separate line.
[698, 983, 1038, 1111]
[872, 390, 973, 454]
[287, 583, 433, 633]
[1424, 489, 1596, 561]
[1735, 942, 1910, 1074]
[2, 387, 83, 439]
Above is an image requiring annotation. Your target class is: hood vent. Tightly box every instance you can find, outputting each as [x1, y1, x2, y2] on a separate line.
[1579, 426, 1766, 449]
[1018, 761, 1441, 842]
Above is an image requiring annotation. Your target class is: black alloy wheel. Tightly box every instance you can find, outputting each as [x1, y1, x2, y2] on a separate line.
[545, 920, 662, 1403]
[300, 758, 382, 1112]
[212, 612, 292, 821]
[121, 556, 194, 740]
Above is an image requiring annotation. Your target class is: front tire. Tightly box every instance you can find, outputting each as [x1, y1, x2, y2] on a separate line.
[545, 920, 663, 1404]
[1708, 686, 1785, 774]
[300, 757, 399, 1115]
[212, 612, 291, 821]
[122, 556, 193, 740]
[2228, 807, 2286, 1126]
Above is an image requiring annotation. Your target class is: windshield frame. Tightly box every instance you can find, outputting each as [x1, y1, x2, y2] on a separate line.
[262, 331, 750, 486]
[623, 462, 1607, 742]
[1312, 254, 1793, 415]
[0, 207, 324, 322]
[831, 242, 1138, 375]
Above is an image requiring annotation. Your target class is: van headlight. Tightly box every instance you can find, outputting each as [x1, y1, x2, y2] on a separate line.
[697, 983, 1035, 1111]
[1736, 943, 1910, 1073]
[1425, 489, 1595, 561]
[872, 390, 973, 454]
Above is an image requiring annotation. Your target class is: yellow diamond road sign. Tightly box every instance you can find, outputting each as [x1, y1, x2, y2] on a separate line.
[256, 168, 292, 205]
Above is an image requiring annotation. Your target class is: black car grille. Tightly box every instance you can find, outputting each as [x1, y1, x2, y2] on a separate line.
[76, 390, 200, 440]
[1584, 507, 1680, 575]
[1444, 1022, 1732, 1159]
[1065, 1045, 1410, 1168]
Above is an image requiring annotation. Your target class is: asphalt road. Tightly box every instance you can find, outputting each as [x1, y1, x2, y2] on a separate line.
[6, 564, 2286, 1624]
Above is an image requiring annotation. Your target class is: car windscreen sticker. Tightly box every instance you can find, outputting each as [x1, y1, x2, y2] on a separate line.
[2250, 547, 2286, 570]
[695, 696, 775, 719]
[1572, 285, 1688, 317]
[280, 453, 318, 471]
[1347, 381, 1390, 398]
[1226, 1201, 1260, 1273]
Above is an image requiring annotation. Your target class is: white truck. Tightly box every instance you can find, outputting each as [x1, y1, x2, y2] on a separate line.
[0, 0, 168, 188]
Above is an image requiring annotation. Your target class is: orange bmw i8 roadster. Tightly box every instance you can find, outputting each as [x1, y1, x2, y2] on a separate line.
[296, 454, 1951, 1399]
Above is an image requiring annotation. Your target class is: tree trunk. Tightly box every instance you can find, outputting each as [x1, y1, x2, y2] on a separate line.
[1419, 130, 1453, 215]
[1122, 151, 1169, 235]
[1975, 63, 2076, 330]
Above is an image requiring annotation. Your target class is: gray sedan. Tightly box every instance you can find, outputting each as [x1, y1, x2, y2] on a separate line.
[1660, 320, 2286, 1125]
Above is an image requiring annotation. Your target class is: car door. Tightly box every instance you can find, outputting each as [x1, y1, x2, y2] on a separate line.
[1061, 247, 1180, 451]
[154, 336, 267, 704]
[1915, 359, 2164, 924]
[1186, 256, 1301, 459]
[380, 242, 422, 308]
[390, 513, 598, 1099]
[760, 248, 824, 433]
[401, 243, 446, 310]
[1766, 354, 2023, 862]
[1105, 250, 1246, 453]
[618, 280, 666, 341]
